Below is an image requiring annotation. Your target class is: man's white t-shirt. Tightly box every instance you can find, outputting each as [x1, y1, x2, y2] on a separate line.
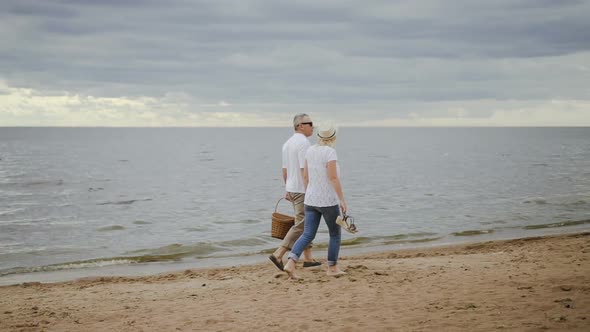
[282, 133, 311, 193]
[304, 145, 340, 207]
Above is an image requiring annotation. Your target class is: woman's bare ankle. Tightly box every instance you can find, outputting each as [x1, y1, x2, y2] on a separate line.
[327, 265, 345, 274]
[283, 259, 301, 279]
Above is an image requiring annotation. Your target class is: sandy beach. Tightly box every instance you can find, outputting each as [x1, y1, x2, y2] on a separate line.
[1, 232, 589, 332]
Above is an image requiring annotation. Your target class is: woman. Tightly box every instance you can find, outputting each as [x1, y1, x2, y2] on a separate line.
[283, 125, 347, 279]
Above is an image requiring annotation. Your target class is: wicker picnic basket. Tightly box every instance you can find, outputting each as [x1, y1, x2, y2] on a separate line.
[271, 197, 295, 239]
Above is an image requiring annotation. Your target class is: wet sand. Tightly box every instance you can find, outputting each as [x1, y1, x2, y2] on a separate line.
[1, 232, 589, 331]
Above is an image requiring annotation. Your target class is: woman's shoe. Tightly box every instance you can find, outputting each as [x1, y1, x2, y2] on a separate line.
[336, 214, 358, 234]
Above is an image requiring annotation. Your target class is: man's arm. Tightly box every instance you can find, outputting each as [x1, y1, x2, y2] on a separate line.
[282, 168, 290, 200]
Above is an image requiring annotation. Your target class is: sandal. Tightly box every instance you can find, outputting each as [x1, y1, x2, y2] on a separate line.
[303, 261, 322, 268]
[336, 214, 358, 234]
[268, 255, 284, 271]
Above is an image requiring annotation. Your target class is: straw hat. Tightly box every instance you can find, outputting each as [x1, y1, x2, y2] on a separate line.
[317, 126, 336, 139]
[316, 125, 337, 147]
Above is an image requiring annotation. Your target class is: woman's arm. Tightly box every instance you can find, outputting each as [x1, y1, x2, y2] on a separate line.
[327, 160, 347, 214]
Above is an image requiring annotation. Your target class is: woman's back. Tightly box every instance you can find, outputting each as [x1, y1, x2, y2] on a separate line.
[304, 145, 340, 207]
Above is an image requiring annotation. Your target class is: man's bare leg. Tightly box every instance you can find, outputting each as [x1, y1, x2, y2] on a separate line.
[272, 247, 287, 261]
[302, 247, 313, 261]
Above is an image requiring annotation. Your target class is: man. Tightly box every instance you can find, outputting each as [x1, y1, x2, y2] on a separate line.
[269, 113, 321, 271]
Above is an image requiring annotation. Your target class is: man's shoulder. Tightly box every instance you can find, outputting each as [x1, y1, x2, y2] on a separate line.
[283, 134, 296, 147]
[285, 133, 309, 147]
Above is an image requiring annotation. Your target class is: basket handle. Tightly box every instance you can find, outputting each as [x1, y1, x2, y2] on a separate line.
[274, 197, 296, 213]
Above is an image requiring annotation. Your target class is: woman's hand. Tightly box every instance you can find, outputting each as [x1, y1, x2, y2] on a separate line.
[340, 200, 347, 214]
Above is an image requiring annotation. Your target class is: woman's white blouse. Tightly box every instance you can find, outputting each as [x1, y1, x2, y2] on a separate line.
[303, 145, 340, 207]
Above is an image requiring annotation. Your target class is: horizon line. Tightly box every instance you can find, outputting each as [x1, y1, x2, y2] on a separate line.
[1, 125, 589, 129]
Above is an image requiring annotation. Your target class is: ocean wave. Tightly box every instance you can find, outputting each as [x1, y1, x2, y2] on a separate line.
[242, 219, 262, 224]
[523, 198, 547, 205]
[0, 208, 26, 216]
[523, 219, 590, 230]
[311, 232, 441, 248]
[183, 226, 209, 232]
[0, 258, 136, 277]
[97, 225, 126, 231]
[1, 216, 82, 228]
[0, 172, 27, 181]
[522, 194, 590, 207]
[216, 218, 264, 225]
[1, 236, 274, 277]
[0, 241, 233, 277]
[480, 220, 507, 225]
[216, 237, 269, 248]
[1, 179, 64, 187]
[0, 245, 85, 257]
[97, 198, 153, 205]
[133, 220, 152, 225]
[0, 241, 21, 249]
[54, 202, 75, 208]
[125, 242, 224, 258]
[120, 237, 270, 259]
[0, 217, 51, 225]
[452, 230, 494, 236]
[0, 191, 35, 198]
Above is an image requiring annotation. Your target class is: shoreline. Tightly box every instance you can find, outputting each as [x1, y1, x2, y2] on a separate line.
[1, 231, 589, 331]
[1, 224, 589, 287]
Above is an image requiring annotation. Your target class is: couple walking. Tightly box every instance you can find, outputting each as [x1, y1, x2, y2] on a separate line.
[269, 113, 347, 279]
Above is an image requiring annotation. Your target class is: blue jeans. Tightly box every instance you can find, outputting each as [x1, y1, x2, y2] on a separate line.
[288, 204, 341, 266]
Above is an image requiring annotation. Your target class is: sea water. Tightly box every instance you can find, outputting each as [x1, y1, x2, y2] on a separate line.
[0, 127, 589, 284]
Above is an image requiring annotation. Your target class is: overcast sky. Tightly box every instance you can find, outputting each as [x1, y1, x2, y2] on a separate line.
[1, 0, 589, 126]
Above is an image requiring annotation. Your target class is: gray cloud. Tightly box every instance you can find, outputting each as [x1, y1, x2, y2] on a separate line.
[4, 1, 78, 18]
[1, 0, 590, 125]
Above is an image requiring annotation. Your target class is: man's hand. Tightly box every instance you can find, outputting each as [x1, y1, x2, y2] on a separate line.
[285, 192, 291, 201]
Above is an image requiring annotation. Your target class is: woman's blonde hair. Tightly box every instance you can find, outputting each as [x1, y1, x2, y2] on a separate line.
[318, 136, 337, 147]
